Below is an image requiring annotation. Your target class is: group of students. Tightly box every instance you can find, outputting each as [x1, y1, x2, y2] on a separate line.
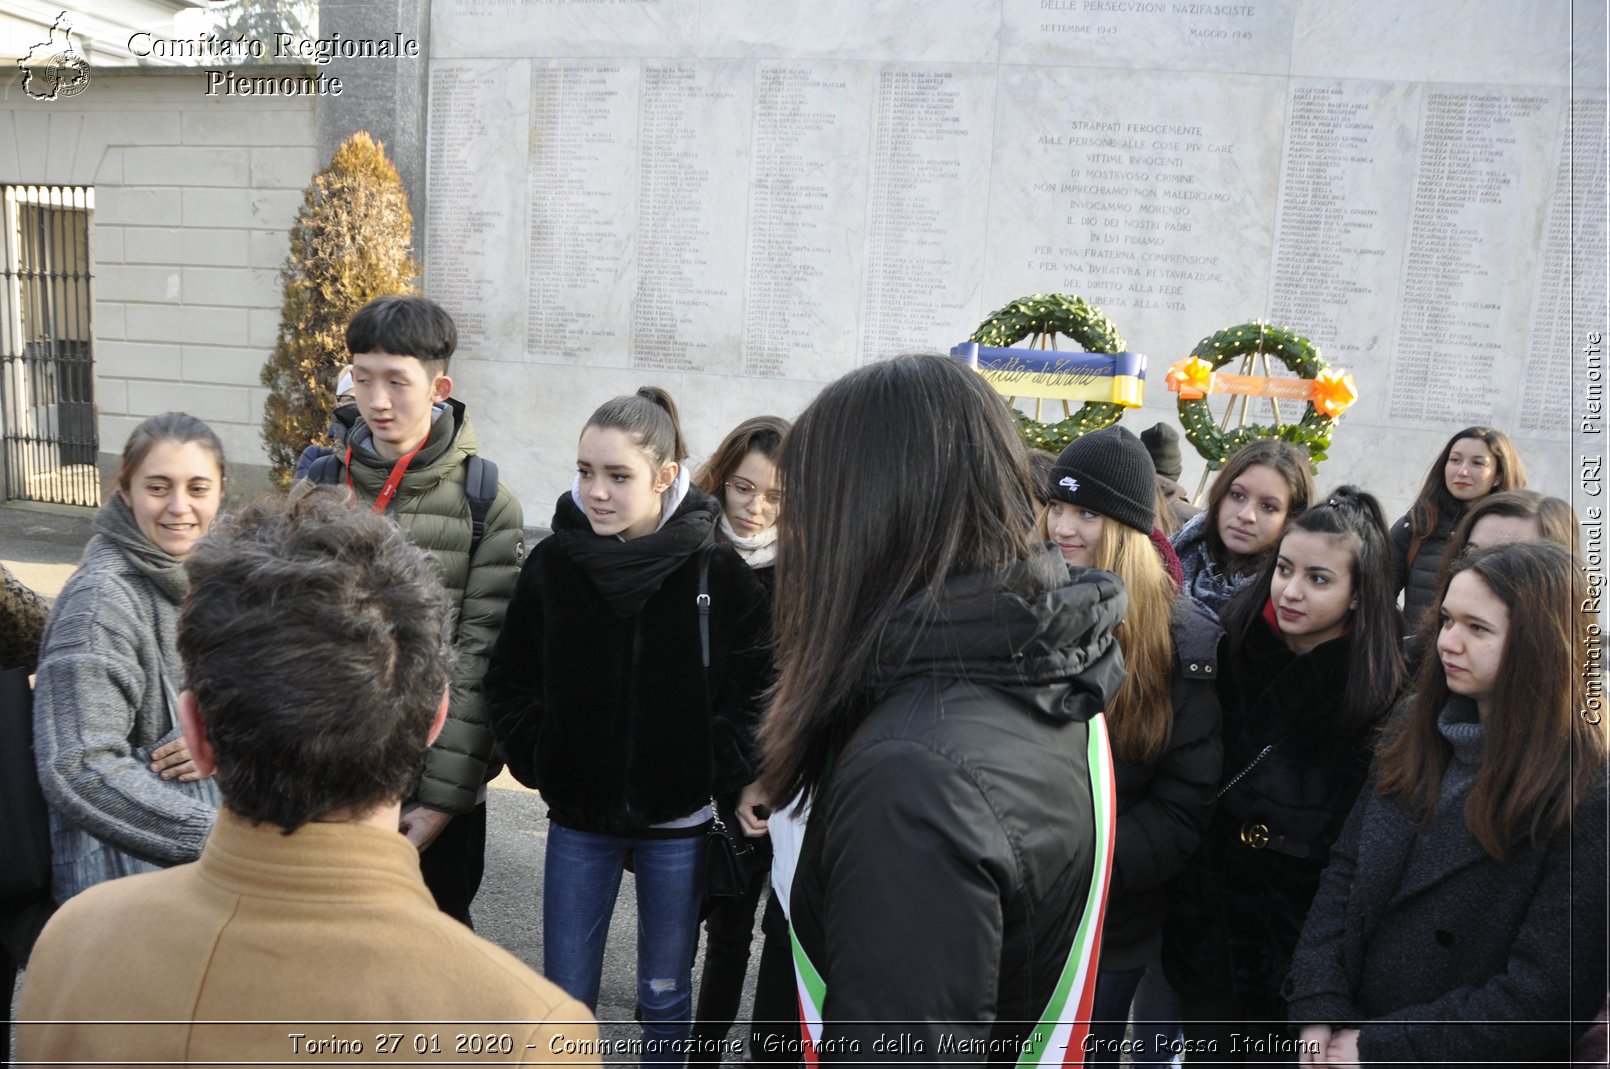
[5, 294, 1603, 1066]
[1038, 422, 1603, 1067]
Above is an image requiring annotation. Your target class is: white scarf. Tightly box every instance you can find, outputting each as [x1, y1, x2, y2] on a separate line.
[718, 513, 778, 569]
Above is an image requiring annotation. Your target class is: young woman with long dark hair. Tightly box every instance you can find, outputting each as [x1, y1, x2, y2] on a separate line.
[1388, 426, 1526, 636]
[485, 388, 770, 1060]
[1289, 541, 1606, 1065]
[760, 354, 1127, 1056]
[1164, 488, 1405, 1064]
[1171, 439, 1315, 618]
[1040, 427, 1224, 1069]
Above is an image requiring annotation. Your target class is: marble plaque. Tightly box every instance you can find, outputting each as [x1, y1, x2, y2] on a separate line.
[1521, 95, 1607, 438]
[526, 61, 640, 366]
[1000, 0, 1299, 74]
[424, 59, 530, 357]
[859, 64, 999, 364]
[982, 67, 1286, 364]
[432, 0, 700, 60]
[742, 62, 873, 381]
[423, 0, 1601, 516]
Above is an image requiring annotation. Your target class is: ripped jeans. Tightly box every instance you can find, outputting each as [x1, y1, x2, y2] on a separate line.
[544, 823, 705, 1062]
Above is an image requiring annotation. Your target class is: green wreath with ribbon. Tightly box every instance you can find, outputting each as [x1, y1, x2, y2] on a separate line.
[969, 293, 1127, 453]
[1173, 321, 1352, 470]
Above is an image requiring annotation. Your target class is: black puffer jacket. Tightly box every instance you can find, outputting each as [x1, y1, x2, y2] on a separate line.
[1388, 507, 1461, 637]
[484, 488, 770, 834]
[1101, 595, 1224, 971]
[1163, 612, 1381, 1012]
[788, 553, 1127, 1060]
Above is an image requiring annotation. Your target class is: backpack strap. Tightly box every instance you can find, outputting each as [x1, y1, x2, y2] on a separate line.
[463, 455, 499, 557]
[306, 451, 343, 486]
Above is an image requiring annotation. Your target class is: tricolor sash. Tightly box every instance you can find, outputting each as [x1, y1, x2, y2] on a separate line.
[791, 713, 1117, 1066]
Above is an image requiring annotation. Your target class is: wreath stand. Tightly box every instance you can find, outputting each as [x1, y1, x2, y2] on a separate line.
[963, 293, 1139, 453]
[1168, 321, 1356, 500]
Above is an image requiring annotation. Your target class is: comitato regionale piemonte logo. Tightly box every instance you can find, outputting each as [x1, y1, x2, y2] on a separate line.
[18, 12, 90, 101]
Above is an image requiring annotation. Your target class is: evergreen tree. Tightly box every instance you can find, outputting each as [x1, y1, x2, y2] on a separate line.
[259, 132, 417, 485]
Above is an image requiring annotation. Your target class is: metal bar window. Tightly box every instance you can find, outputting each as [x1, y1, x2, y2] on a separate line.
[0, 183, 98, 507]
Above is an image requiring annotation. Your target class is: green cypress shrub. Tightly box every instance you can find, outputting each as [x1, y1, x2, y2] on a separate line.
[259, 131, 417, 486]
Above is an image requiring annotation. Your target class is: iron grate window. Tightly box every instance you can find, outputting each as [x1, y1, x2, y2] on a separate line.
[0, 184, 98, 507]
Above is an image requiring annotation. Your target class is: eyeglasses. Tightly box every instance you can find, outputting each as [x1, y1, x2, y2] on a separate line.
[725, 479, 783, 508]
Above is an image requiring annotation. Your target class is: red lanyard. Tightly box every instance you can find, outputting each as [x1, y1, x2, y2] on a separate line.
[347, 436, 428, 515]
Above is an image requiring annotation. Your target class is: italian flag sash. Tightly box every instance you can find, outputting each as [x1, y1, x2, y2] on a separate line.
[791, 712, 1117, 1066]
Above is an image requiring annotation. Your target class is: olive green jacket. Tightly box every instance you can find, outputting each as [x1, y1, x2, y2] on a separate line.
[336, 399, 524, 814]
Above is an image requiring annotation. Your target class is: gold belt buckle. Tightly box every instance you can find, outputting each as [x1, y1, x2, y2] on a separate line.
[1240, 822, 1271, 849]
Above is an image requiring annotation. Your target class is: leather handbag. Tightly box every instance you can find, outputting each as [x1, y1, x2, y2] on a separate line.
[693, 545, 755, 900]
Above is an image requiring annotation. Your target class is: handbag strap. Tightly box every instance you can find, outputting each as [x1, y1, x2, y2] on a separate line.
[697, 543, 713, 669]
[1217, 738, 1283, 799]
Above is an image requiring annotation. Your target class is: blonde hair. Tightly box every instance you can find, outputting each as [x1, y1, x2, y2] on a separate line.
[1093, 518, 1177, 764]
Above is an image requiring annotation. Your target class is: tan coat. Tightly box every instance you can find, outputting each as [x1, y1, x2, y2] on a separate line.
[17, 810, 598, 1067]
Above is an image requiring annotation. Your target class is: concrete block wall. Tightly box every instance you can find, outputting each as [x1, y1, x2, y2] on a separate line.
[0, 70, 318, 500]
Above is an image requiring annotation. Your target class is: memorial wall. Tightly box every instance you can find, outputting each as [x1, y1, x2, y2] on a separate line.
[422, 0, 1604, 520]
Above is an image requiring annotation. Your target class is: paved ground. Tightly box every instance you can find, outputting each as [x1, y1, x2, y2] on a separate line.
[4, 501, 762, 1065]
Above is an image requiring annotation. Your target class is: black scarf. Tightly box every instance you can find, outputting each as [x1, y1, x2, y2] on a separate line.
[549, 488, 719, 618]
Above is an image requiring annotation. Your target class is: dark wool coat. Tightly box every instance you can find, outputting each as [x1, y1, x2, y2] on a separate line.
[1163, 618, 1381, 1014]
[1102, 594, 1224, 970]
[1286, 767, 1608, 1067]
[1388, 507, 1461, 637]
[789, 555, 1128, 1060]
[484, 491, 770, 835]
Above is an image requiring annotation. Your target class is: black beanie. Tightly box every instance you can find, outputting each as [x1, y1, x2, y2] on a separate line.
[1140, 422, 1184, 480]
[1049, 426, 1157, 534]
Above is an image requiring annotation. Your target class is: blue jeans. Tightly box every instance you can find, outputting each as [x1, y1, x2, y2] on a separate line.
[1086, 966, 1145, 1068]
[1087, 965, 1182, 1069]
[544, 824, 705, 1063]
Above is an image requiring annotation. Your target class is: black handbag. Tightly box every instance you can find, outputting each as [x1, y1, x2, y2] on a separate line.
[705, 802, 753, 900]
[694, 545, 755, 900]
[0, 664, 51, 908]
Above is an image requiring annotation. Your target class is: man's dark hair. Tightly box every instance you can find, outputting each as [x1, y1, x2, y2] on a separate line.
[178, 487, 453, 830]
[345, 293, 457, 374]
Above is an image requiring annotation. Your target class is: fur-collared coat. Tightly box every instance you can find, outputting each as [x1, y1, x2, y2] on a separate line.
[485, 490, 770, 834]
[1163, 617, 1380, 1011]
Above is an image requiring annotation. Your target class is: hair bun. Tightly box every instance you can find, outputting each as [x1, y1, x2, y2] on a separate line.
[1323, 485, 1386, 531]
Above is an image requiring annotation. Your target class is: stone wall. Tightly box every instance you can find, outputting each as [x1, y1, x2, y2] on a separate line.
[419, 0, 1607, 524]
[0, 69, 318, 501]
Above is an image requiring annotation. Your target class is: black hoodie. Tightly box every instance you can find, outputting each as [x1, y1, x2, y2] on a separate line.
[786, 552, 1127, 1060]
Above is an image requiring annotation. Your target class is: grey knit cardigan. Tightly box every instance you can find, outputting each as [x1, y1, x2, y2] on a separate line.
[31, 496, 219, 901]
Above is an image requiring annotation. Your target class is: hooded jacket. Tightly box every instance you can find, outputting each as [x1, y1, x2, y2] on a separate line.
[787, 553, 1127, 1059]
[485, 488, 771, 834]
[331, 398, 525, 815]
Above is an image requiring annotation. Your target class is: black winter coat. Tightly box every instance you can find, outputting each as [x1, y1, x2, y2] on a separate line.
[1388, 507, 1461, 637]
[1101, 595, 1224, 970]
[1163, 614, 1381, 1013]
[789, 554, 1127, 1061]
[1287, 741, 1608, 1066]
[484, 489, 770, 834]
